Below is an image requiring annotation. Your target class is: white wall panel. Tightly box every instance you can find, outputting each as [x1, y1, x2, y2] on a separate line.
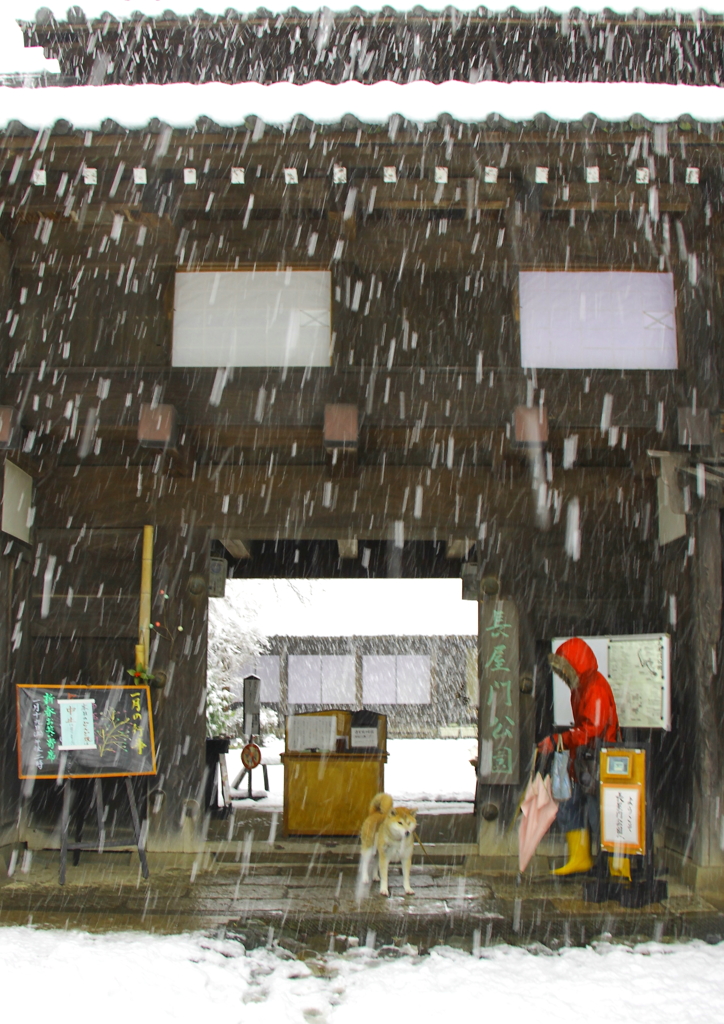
[362, 655, 397, 703]
[173, 269, 331, 367]
[519, 271, 678, 370]
[321, 655, 356, 703]
[396, 655, 431, 704]
[288, 654, 321, 704]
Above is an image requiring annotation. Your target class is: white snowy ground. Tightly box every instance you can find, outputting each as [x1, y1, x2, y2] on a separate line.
[1, 926, 723, 1024]
[228, 737, 478, 810]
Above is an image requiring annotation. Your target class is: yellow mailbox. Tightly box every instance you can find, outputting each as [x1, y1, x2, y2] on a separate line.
[599, 747, 647, 857]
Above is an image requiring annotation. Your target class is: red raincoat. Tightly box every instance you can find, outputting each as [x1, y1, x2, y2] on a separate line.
[553, 637, 619, 759]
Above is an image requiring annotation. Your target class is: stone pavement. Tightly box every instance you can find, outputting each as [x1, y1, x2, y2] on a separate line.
[0, 843, 722, 951]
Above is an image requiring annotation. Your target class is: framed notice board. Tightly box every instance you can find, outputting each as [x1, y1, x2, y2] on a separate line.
[552, 634, 671, 731]
[16, 685, 157, 779]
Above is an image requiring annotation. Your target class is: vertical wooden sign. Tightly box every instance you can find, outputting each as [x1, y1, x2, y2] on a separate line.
[478, 598, 520, 785]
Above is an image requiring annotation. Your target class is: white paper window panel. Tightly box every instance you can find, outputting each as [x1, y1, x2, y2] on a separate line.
[2, 461, 32, 544]
[362, 655, 397, 703]
[396, 655, 431, 704]
[172, 270, 331, 367]
[551, 636, 610, 728]
[235, 656, 280, 703]
[519, 271, 678, 370]
[362, 655, 431, 704]
[288, 655, 321, 704]
[320, 655, 356, 703]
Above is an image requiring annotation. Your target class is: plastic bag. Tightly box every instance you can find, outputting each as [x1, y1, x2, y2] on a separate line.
[551, 736, 572, 801]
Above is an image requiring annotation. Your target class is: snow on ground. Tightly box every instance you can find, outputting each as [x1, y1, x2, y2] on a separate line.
[1, 925, 723, 1024]
[228, 737, 477, 809]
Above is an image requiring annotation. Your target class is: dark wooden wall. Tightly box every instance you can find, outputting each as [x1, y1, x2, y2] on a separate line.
[0, 118, 720, 862]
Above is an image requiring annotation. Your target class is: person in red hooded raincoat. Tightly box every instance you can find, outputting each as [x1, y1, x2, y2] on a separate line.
[537, 637, 619, 875]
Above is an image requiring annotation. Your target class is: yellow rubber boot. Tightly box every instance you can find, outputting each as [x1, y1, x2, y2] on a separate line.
[609, 855, 632, 881]
[552, 829, 594, 876]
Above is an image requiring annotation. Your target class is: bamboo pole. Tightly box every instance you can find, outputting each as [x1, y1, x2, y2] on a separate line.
[137, 525, 154, 671]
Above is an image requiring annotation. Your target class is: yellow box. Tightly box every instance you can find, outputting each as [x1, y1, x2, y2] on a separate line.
[282, 711, 387, 836]
[599, 747, 646, 856]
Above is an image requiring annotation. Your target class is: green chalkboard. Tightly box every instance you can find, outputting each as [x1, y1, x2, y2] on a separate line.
[16, 685, 157, 779]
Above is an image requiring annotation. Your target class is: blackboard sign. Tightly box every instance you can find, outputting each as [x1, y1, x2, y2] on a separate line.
[16, 685, 157, 779]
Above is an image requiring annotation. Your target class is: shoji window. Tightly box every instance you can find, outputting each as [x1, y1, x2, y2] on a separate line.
[362, 655, 431, 705]
[172, 269, 331, 367]
[288, 655, 355, 704]
[519, 271, 678, 370]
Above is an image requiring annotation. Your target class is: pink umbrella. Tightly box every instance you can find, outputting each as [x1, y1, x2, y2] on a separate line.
[518, 773, 558, 872]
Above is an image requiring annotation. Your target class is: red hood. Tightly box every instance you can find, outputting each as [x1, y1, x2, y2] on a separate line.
[555, 637, 598, 683]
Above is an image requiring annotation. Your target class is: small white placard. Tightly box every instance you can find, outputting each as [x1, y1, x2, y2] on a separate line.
[602, 786, 641, 848]
[351, 726, 378, 748]
[287, 714, 337, 752]
[183, 167, 197, 185]
[283, 167, 299, 185]
[636, 167, 650, 184]
[434, 166, 448, 184]
[686, 166, 700, 185]
[333, 164, 347, 184]
[383, 166, 398, 184]
[2, 460, 33, 544]
[484, 166, 498, 183]
[535, 166, 549, 184]
[133, 167, 147, 185]
[58, 699, 96, 750]
[585, 165, 600, 184]
[83, 167, 97, 185]
[230, 167, 245, 184]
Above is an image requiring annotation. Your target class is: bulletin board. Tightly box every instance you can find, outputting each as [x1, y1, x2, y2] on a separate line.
[552, 634, 671, 731]
[16, 685, 157, 779]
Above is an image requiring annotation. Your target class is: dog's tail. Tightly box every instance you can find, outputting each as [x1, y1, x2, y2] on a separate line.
[369, 792, 393, 815]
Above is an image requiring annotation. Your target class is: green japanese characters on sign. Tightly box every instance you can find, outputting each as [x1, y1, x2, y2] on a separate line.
[478, 600, 520, 785]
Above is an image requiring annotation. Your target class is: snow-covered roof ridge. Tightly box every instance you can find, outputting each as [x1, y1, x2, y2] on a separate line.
[16, 2, 724, 23]
[1, 80, 724, 129]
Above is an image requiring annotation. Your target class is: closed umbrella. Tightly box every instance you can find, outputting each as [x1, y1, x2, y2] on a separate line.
[518, 772, 558, 872]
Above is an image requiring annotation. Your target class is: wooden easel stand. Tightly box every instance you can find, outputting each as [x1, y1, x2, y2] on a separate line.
[59, 776, 149, 885]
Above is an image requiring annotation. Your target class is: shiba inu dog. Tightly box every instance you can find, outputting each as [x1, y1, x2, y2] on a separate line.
[359, 793, 417, 896]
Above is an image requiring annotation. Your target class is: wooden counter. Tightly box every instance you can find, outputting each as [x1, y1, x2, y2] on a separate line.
[281, 751, 386, 836]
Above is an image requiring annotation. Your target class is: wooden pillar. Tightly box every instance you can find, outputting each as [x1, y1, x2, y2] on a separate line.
[690, 506, 724, 879]
[476, 576, 522, 857]
[145, 522, 210, 854]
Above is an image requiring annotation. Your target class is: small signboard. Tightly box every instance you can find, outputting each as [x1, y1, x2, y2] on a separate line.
[58, 699, 96, 750]
[599, 746, 647, 856]
[351, 726, 378, 749]
[601, 786, 642, 850]
[208, 557, 227, 597]
[16, 685, 157, 779]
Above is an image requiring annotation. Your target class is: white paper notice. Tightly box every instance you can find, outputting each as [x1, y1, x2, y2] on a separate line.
[351, 727, 378, 748]
[58, 699, 96, 750]
[608, 636, 669, 730]
[287, 715, 337, 752]
[602, 786, 641, 849]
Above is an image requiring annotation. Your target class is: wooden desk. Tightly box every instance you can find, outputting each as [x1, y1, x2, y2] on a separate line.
[281, 751, 386, 836]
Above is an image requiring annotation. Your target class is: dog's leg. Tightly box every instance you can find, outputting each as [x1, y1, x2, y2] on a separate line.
[372, 851, 379, 881]
[401, 846, 415, 895]
[378, 850, 390, 896]
[359, 846, 373, 884]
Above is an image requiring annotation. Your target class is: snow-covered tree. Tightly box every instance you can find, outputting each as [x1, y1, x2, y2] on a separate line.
[206, 588, 268, 738]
